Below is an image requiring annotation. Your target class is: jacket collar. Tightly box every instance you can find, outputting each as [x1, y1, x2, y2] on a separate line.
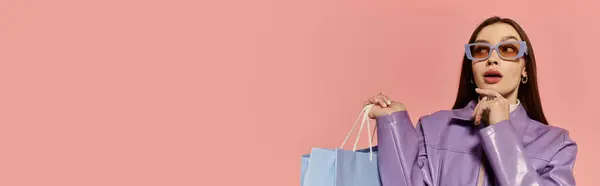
[451, 100, 531, 137]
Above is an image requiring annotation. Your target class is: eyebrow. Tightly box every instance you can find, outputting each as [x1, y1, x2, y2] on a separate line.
[474, 36, 521, 43]
[501, 36, 520, 41]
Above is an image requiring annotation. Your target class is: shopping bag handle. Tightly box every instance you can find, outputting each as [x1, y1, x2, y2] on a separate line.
[339, 104, 376, 161]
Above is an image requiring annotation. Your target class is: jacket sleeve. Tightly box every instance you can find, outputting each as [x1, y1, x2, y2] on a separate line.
[377, 111, 432, 186]
[479, 120, 577, 186]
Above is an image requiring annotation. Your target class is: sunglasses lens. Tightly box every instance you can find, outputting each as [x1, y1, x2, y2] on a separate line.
[469, 44, 491, 59]
[498, 43, 521, 58]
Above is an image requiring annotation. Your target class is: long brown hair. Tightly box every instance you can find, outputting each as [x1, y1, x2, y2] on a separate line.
[451, 16, 549, 125]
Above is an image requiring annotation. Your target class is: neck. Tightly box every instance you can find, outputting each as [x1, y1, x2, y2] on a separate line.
[503, 88, 519, 105]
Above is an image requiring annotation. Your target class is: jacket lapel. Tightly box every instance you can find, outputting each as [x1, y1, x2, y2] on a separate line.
[450, 100, 531, 140]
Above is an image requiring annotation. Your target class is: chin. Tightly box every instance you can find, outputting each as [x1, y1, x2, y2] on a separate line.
[477, 84, 497, 89]
[478, 84, 503, 92]
[478, 84, 512, 96]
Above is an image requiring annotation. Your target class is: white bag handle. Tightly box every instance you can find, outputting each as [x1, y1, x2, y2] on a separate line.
[339, 104, 377, 161]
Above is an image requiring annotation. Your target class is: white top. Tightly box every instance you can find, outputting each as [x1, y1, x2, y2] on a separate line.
[510, 99, 521, 113]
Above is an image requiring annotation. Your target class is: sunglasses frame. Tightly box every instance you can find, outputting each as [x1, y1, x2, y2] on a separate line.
[464, 41, 528, 61]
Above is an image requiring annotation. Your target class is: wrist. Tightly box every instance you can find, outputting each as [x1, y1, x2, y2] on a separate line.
[489, 118, 509, 125]
[385, 110, 403, 115]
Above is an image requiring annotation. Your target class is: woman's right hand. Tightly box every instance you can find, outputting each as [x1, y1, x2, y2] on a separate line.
[364, 93, 407, 119]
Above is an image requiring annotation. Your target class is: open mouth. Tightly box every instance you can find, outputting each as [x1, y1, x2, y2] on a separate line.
[483, 70, 502, 84]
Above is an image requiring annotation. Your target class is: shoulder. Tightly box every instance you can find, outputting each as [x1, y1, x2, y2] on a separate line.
[522, 119, 577, 160]
[418, 108, 464, 127]
[416, 108, 481, 153]
[416, 109, 462, 134]
[524, 119, 572, 144]
[420, 110, 455, 122]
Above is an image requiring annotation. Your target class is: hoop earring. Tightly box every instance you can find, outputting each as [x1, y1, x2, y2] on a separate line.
[521, 76, 528, 84]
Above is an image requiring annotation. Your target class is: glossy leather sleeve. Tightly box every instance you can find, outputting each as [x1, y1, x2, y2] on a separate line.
[479, 120, 577, 186]
[377, 111, 431, 186]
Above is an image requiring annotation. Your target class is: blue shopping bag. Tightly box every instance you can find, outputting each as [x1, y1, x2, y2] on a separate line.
[300, 105, 382, 186]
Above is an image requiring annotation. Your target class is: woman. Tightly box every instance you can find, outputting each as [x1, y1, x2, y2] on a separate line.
[367, 17, 577, 186]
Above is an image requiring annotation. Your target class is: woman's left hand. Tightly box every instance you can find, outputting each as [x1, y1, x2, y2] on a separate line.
[472, 88, 510, 125]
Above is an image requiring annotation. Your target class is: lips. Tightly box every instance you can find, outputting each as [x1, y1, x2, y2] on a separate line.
[483, 70, 502, 84]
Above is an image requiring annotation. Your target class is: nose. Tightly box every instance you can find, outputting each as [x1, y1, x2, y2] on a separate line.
[486, 49, 500, 66]
[486, 59, 499, 66]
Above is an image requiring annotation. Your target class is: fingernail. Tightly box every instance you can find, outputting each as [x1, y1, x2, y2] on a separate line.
[386, 100, 391, 105]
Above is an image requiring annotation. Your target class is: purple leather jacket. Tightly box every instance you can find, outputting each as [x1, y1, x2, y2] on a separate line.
[376, 100, 577, 186]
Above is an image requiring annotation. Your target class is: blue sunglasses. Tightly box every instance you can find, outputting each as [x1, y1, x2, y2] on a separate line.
[465, 41, 528, 60]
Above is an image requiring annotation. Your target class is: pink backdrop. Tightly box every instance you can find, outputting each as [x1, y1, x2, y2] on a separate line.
[1, 0, 598, 185]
